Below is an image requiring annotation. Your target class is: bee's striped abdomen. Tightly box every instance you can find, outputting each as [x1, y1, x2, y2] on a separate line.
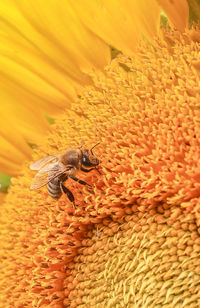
[47, 178, 62, 200]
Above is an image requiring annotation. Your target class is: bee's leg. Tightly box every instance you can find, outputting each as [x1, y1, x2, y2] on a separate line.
[60, 183, 75, 206]
[81, 167, 95, 173]
[81, 167, 101, 174]
[60, 175, 68, 182]
[69, 175, 92, 188]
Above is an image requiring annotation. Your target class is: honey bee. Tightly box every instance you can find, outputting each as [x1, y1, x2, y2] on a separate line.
[30, 143, 100, 204]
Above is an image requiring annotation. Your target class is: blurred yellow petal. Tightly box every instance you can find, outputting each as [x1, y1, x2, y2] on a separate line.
[69, 0, 161, 55]
[0, 52, 74, 114]
[157, 0, 189, 31]
[1, 0, 110, 81]
[0, 137, 30, 176]
[0, 0, 110, 175]
[0, 115, 32, 176]
[0, 91, 49, 141]
[0, 84, 50, 176]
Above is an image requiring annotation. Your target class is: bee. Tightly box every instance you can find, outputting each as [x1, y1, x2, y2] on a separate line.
[30, 143, 100, 204]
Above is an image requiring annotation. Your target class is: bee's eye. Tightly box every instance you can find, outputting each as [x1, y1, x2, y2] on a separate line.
[82, 155, 92, 167]
[82, 157, 86, 163]
[82, 156, 89, 164]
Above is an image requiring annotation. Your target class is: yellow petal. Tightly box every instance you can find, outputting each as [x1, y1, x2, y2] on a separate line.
[0, 84, 52, 176]
[0, 1, 110, 111]
[0, 52, 74, 115]
[0, 0, 110, 175]
[0, 133, 31, 176]
[157, 0, 189, 31]
[69, 0, 161, 55]
[1, 91, 50, 140]
[1, 0, 110, 76]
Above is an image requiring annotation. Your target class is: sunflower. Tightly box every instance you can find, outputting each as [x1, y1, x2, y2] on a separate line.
[1, 0, 200, 307]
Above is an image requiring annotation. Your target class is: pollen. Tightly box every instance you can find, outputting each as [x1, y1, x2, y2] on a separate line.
[1, 26, 200, 307]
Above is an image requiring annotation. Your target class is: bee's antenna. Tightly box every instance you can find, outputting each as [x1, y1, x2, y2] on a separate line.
[90, 142, 100, 154]
[78, 141, 85, 149]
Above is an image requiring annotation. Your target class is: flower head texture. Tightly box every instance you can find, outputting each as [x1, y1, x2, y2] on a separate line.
[1, 24, 200, 307]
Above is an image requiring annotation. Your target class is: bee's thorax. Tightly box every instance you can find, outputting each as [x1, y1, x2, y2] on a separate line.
[60, 148, 82, 169]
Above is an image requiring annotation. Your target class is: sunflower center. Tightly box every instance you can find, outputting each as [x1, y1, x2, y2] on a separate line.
[64, 205, 200, 307]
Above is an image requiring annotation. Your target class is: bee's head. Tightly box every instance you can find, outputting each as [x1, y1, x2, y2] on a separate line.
[81, 143, 100, 167]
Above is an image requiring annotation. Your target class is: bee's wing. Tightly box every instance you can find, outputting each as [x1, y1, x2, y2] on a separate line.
[30, 162, 71, 190]
[30, 155, 60, 170]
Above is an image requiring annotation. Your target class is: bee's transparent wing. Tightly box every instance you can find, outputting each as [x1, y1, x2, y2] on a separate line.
[30, 162, 69, 190]
[30, 155, 59, 170]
